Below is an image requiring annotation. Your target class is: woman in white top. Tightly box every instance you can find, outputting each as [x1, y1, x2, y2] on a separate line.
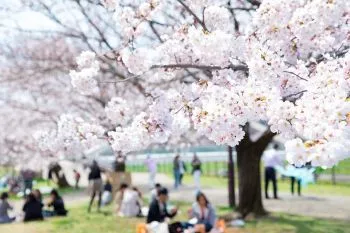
[115, 184, 141, 217]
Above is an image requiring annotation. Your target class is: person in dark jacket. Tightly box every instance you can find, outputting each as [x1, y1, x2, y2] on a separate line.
[32, 189, 43, 205]
[23, 193, 43, 222]
[44, 189, 67, 217]
[147, 187, 177, 223]
[88, 160, 103, 212]
[173, 155, 181, 189]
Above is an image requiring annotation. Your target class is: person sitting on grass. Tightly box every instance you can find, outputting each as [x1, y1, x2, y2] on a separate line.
[132, 186, 144, 216]
[147, 187, 177, 224]
[33, 189, 43, 205]
[101, 179, 113, 206]
[23, 193, 43, 222]
[0, 192, 15, 224]
[150, 183, 162, 203]
[186, 192, 216, 233]
[43, 189, 67, 217]
[115, 183, 142, 217]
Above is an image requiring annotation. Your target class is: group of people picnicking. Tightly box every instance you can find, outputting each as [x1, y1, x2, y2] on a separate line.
[87, 158, 220, 233]
[0, 147, 310, 232]
[147, 185, 218, 233]
[0, 189, 67, 224]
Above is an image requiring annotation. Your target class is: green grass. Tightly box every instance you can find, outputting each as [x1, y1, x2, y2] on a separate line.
[322, 158, 350, 175]
[127, 161, 228, 175]
[245, 213, 350, 233]
[0, 179, 82, 200]
[127, 158, 350, 177]
[127, 160, 350, 196]
[0, 202, 349, 233]
[134, 158, 350, 175]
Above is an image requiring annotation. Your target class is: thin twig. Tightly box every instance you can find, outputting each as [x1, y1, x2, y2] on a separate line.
[228, 7, 257, 11]
[98, 74, 141, 84]
[283, 71, 308, 81]
[174, 96, 200, 114]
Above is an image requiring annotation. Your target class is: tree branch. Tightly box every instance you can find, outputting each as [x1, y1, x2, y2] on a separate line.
[256, 129, 276, 156]
[283, 71, 308, 81]
[282, 90, 307, 101]
[151, 63, 249, 72]
[177, 0, 209, 32]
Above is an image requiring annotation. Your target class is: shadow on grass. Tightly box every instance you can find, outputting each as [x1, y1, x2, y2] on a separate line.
[247, 213, 350, 233]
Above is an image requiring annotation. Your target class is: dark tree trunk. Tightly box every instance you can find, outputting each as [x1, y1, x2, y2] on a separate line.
[235, 125, 275, 218]
[49, 163, 70, 188]
[228, 146, 236, 208]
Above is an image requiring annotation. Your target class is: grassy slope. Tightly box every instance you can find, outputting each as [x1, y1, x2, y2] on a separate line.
[0, 203, 350, 233]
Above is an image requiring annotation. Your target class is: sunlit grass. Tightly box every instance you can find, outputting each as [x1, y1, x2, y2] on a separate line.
[1, 202, 350, 233]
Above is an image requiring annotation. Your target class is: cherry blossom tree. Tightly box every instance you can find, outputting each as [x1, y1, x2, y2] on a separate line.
[2, 0, 350, 217]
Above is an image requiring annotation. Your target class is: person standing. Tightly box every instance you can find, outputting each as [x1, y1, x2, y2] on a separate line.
[173, 155, 181, 189]
[21, 169, 34, 196]
[88, 160, 103, 213]
[0, 192, 15, 224]
[291, 176, 301, 196]
[73, 169, 81, 189]
[114, 152, 126, 172]
[191, 153, 202, 193]
[145, 155, 157, 189]
[262, 144, 283, 199]
[179, 157, 187, 186]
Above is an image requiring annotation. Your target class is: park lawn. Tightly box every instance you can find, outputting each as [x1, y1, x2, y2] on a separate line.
[1, 203, 350, 233]
[0, 179, 82, 201]
[127, 158, 350, 175]
[180, 175, 350, 196]
[323, 158, 350, 175]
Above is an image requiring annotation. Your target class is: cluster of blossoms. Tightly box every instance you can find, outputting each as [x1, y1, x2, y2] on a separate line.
[188, 0, 227, 8]
[35, 114, 105, 152]
[246, 0, 350, 167]
[105, 97, 132, 126]
[69, 51, 100, 95]
[107, 90, 191, 153]
[50, 0, 350, 167]
[112, 0, 161, 41]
